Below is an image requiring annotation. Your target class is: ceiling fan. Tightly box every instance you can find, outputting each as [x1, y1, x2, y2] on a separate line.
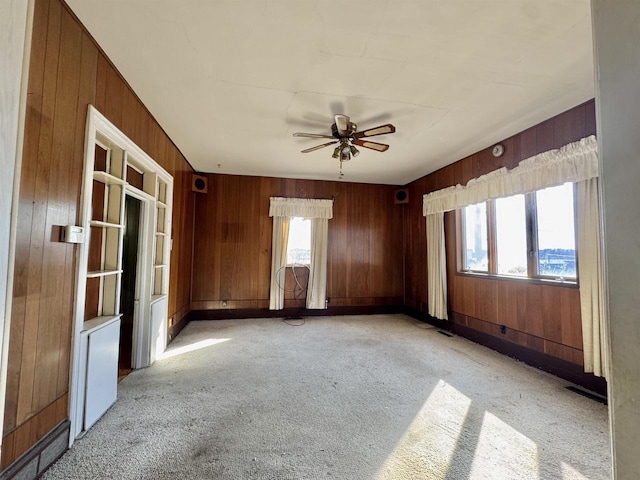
[293, 114, 396, 175]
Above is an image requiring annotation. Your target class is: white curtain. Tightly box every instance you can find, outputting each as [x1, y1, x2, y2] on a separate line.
[426, 212, 448, 320]
[420, 135, 608, 375]
[306, 218, 329, 309]
[269, 216, 290, 310]
[269, 197, 333, 310]
[423, 136, 598, 215]
[577, 178, 608, 378]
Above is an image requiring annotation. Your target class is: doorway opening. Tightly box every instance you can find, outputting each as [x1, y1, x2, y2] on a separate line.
[70, 106, 173, 444]
[118, 195, 142, 381]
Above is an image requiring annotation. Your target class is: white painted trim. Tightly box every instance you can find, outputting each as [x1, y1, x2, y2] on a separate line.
[124, 187, 154, 369]
[0, 0, 35, 453]
[68, 106, 173, 445]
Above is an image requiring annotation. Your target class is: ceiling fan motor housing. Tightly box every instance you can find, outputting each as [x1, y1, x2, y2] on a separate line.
[331, 121, 357, 138]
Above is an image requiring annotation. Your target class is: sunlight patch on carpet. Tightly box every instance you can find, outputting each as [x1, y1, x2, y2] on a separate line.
[469, 411, 539, 479]
[376, 379, 471, 479]
[158, 338, 231, 359]
[561, 462, 591, 479]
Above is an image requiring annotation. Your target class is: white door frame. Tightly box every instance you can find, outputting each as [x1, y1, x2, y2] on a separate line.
[68, 106, 173, 445]
[123, 187, 155, 369]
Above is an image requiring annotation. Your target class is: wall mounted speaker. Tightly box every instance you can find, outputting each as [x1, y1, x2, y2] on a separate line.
[394, 188, 409, 204]
[192, 174, 208, 193]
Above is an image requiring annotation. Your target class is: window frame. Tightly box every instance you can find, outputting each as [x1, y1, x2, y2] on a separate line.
[456, 183, 578, 285]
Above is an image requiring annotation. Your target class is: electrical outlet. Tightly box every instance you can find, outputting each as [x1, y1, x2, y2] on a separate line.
[499, 325, 507, 334]
[222, 300, 228, 307]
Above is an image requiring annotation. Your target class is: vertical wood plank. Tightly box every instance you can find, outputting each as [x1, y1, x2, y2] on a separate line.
[496, 281, 518, 329]
[16, 0, 63, 425]
[474, 279, 498, 323]
[32, 6, 82, 413]
[541, 286, 563, 343]
[3, 0, 51, 435]
[517, 284, 543, 337]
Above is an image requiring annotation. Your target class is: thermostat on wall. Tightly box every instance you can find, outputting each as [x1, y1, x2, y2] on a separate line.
[62, 225, 85, 244]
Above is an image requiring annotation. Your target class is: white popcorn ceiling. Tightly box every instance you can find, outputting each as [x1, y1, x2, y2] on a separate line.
[66, 0, 594, 185]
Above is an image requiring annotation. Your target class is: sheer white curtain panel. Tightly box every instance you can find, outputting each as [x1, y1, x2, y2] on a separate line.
[269, 216, 290, 310]
[426, 212, 448, 320]
[306, 218, 329, 309]
[577, 178, 608, 378]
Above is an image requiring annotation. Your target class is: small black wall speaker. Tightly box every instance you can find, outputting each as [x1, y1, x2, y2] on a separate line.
[192, 174, 208, 193]
[394, 188, 409, 204]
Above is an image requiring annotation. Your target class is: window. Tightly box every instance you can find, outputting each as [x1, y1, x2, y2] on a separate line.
[534, 183, 576, 278]
[459, 182, 577, 281]
[286, 217, 311, 265]
[462, 203, 488, 272]
[495, 194, 528, 277]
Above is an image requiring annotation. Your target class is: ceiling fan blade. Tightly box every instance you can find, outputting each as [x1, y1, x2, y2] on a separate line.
[334, 114, 350, 136]
[300, 141, 338, 153]
[293, 132, 335, 139]
[352, 139, 390, 152]
[353, 123, 396, 139]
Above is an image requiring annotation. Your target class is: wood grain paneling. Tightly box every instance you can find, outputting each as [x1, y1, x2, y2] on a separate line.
[0, 394, 67, 471]
[3, 0, 195, 467]
[191, 174, 403, 309]
[404, 100, 596, 366]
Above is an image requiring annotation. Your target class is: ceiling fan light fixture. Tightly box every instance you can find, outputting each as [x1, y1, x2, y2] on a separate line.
[295, 114, 396, 173]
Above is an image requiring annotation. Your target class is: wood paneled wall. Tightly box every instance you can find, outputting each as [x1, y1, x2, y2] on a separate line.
[404, 100, 597, 365]
[2, 0, 195, 468]
[191, 175, 404, 310]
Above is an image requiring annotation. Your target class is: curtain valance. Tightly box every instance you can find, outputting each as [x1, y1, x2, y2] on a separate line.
[423, 135, 598, 216]
[269, 197, 333, 219]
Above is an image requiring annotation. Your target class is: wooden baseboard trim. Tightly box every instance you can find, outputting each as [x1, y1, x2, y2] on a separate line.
[1, 420, 69, 480]
[168, 310, 191, 343]
[191, 304, 404, 321]
[401, 306, 451, 331]
[453, 322, 606, 396]
[401, 307, 607, 397]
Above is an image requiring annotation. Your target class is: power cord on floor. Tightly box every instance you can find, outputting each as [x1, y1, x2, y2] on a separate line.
[282, 317, 305, 327]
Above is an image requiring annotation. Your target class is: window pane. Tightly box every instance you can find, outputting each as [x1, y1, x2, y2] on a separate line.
[495, 194, 528, 276]
[535, 183, 576, 278]
[286, 217, 311, 265]
[463, 203, 488, 272]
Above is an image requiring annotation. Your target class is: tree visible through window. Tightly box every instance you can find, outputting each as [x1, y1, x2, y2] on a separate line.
[286, 217, 311, 265]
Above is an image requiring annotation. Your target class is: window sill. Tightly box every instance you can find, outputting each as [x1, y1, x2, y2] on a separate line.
[455, 270, 579, 288]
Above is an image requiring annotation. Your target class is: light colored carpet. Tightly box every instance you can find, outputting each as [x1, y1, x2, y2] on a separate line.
[43, 314, 610, 479]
